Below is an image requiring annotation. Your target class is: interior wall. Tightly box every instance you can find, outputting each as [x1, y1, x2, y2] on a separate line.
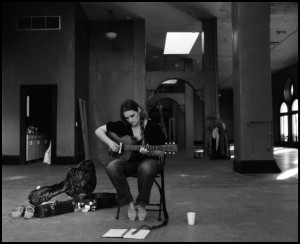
[272, 63, 298, 145]
[89, 20, 146, 164]
[2, 2, 76, 158]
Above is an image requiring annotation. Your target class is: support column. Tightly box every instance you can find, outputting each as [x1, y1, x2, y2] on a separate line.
[232, 3, 281, 173]
[202, 18, 218, 158]
[185, 83, 194, 151]
[133, 19, 146, 106]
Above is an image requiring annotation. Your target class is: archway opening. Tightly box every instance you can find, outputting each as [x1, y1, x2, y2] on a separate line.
[146, 78, 204, 153]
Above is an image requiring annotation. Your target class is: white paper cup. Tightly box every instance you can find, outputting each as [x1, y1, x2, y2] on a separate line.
[187, 212, 196, 225]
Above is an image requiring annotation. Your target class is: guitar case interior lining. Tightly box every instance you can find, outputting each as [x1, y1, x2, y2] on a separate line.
[77, 192, 117, 209]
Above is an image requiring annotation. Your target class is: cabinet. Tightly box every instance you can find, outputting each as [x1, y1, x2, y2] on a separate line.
[26, 134, 49, 162]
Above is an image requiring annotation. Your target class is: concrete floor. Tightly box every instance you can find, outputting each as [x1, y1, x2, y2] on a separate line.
[2, 147, 298, 242]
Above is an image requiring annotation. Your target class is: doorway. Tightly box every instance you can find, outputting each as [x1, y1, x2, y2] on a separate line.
[20, 85, 57, 165]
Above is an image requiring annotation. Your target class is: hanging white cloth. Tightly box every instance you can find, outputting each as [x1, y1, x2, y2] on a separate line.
[221, 121, 226, 130]
[212, 127, 220, 151]
[43, 141, 51, 164]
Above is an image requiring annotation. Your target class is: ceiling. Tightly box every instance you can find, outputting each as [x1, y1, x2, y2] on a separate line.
[80, 2, 298, 90]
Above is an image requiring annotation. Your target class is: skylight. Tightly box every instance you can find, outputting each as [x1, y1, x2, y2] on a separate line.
[164, 32, 199, 54]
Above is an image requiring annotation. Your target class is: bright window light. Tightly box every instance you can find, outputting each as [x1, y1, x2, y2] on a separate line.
[162, 79, 178, 85]
[276, 168, 298, 180]
[164, 32, 199, 54]
[273, 148, 295, 154]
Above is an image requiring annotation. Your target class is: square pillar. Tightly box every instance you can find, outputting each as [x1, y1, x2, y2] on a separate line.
[232, 2, 280, 173]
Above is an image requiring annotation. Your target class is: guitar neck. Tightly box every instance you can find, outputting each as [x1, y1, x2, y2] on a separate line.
[124, 144, 164, 151]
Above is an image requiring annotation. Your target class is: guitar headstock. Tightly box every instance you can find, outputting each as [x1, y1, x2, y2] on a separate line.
[163, 142, 178, 154]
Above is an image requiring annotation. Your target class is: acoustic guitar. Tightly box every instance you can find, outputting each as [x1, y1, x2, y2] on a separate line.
[28, 159, 97, 206]
[106, 132, 178, 161]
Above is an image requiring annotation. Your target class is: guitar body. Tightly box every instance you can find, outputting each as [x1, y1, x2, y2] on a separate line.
[107, 132, 140, 161]
[28, 160, 97, 206]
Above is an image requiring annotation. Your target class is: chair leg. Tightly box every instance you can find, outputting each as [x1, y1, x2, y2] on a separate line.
[159, 157, 168, 222]
[159, 182, 167, 221]
[116, 206, 120, 219]
[158, 202, 162, 221]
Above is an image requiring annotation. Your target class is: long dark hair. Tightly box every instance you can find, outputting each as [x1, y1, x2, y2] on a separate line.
[120, 99, 148, 142]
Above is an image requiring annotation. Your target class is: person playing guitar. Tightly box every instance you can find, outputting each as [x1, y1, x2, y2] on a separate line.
[95, 99, 168, 221]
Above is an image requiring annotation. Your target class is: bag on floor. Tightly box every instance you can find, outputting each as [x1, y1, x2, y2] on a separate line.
[34, 199, 75, 218]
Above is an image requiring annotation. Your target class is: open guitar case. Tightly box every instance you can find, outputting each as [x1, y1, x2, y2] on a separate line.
[28, 159, 117, 218]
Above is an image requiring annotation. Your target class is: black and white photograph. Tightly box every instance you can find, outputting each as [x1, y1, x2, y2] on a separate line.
[2, 2, 298, 242]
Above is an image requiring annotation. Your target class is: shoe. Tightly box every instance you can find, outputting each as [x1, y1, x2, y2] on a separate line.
[12, 206, 25, 219]
[127, 202, 136, 221]
[137, 204, 147, 221]
[24, 205, 35, 219]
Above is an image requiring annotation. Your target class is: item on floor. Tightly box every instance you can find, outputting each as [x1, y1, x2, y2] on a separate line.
[82, 205, 91, 212]
[187, 212, 196, 225]
[193, 150, 203, 158]
[28, 159, 97, 206]
[34, 199, 75, 218]
[11, 206, 25, 219]
[24, 205, 35, 219]
[77, 192, 117, 211]
[102, 228, 151, 239]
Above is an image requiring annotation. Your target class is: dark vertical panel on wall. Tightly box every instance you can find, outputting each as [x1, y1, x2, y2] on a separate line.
[219, 89, 234, 142]
[74, 3, 89, 163]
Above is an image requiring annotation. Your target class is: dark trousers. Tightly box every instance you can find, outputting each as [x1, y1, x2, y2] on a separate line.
[106, 157, 160, 207]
